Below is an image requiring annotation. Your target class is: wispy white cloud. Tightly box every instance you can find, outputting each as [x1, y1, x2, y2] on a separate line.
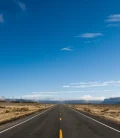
[0, 14, 4, 23]
[14, 0, 26, 11]
[79, 95, 105, 101]
[54, 95, 105, 101]
[18, 1, 26, 11]
[110, 93, 120, 98]
[62, 90, 95, 93]
[84, 39, 100, 44]
[22, 91, 97, 100]
[60, 47, 73, 51]
[106, 14, 120, 22]
[75, 33, 103, 38]
[32, 91, 95, 94]
[22, 93, 54, 100]
[70, 81, 99, 85]
[22, 93, 104, 101]
[63, 85, 71, 88]
[105, 14, 120, 27]
[63, 81, 120, 88]
[0, 96, 5, 100]
[32, 92, 58, 94]
[103, 90, 112, 92]
[107, 24, 120, 27]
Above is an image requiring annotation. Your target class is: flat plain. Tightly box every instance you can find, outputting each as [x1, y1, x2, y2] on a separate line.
[0, 102, 53, 125]
[68, 104, 120, 124]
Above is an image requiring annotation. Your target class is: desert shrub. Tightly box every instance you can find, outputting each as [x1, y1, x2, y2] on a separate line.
[20, 107, 29, 111]
[5, 110, 10, 113]
[0, 106, 5, 108]
[116, 112, 120, 116]
[15, 112, 20, 115]
[84, 108, 91, 112]
[101, 108, 109, 112]
[12, 107, 29, 112]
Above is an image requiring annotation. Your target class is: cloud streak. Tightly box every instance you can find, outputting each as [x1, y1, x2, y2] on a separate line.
[14, 0, 26, 11]
[22, 91, 97, 100]
[106, 14, 120, 27]
[107, 24, 120, 27]
[84, 39, 100, 44]
[0, 14, 4, 23]
[60, 47, 73, 51]
[32, 91, 95, 94]
[18, 1, 26, 11]
[0, 96, 5, 100]
[22, 93, 104, 101]
[76, 33, 103, 38]
[63, 81, 120, 88]
[32, 92, 58, 94]
[79, 95, 105, 101]
[106, 14, 120, 22]
[22, 93, 54, 100]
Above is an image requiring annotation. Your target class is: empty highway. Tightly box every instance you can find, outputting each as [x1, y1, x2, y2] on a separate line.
[0, 105, 120, 138]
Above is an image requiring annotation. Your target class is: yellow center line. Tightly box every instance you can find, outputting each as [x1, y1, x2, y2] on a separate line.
[59, 129, 63, 138]
[60, 118, 62, 121]
[60, 113, 61, 115]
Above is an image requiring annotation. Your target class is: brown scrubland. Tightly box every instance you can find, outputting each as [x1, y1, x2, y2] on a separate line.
[0, 102, 54, 125]
[68, 104, 120, 124]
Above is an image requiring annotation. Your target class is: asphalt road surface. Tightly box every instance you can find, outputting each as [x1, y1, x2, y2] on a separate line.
[0, 105, 120, 138]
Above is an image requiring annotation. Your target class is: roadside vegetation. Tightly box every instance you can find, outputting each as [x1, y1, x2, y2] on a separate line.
[0, 102, 54, 125]
[68, 104, 120, 124]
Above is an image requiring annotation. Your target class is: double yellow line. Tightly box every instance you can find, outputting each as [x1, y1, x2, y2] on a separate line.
[59, 129, 63, 138]
[59, 112, 63, 138]
[60, 112, 62, 121]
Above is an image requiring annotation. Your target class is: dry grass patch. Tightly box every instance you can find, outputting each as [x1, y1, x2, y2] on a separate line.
[0, 102, 54, 125]
[68, 104, 120, 124]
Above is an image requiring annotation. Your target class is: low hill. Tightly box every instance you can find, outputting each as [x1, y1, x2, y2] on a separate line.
[62, 100, 102, 104]
[102, 97, 120, 104]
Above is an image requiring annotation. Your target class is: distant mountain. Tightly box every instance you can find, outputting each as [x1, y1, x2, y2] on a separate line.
[61, 100, 86, 104]
[1, 98, 103, 104]
[0, 96, 5, 101]
[102, 97, 120, 104]
[5, 98, 35, 103]
[39, 100, 63, 104]
[39, 100, 103, 104]
[61, 100, 102, 104]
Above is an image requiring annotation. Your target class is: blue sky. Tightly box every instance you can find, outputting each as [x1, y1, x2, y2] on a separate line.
[0, 0, 120, 101]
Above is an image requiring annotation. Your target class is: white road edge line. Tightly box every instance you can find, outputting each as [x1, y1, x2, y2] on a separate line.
[0, 106, 54, 134]
[69, 107, 120, 133]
